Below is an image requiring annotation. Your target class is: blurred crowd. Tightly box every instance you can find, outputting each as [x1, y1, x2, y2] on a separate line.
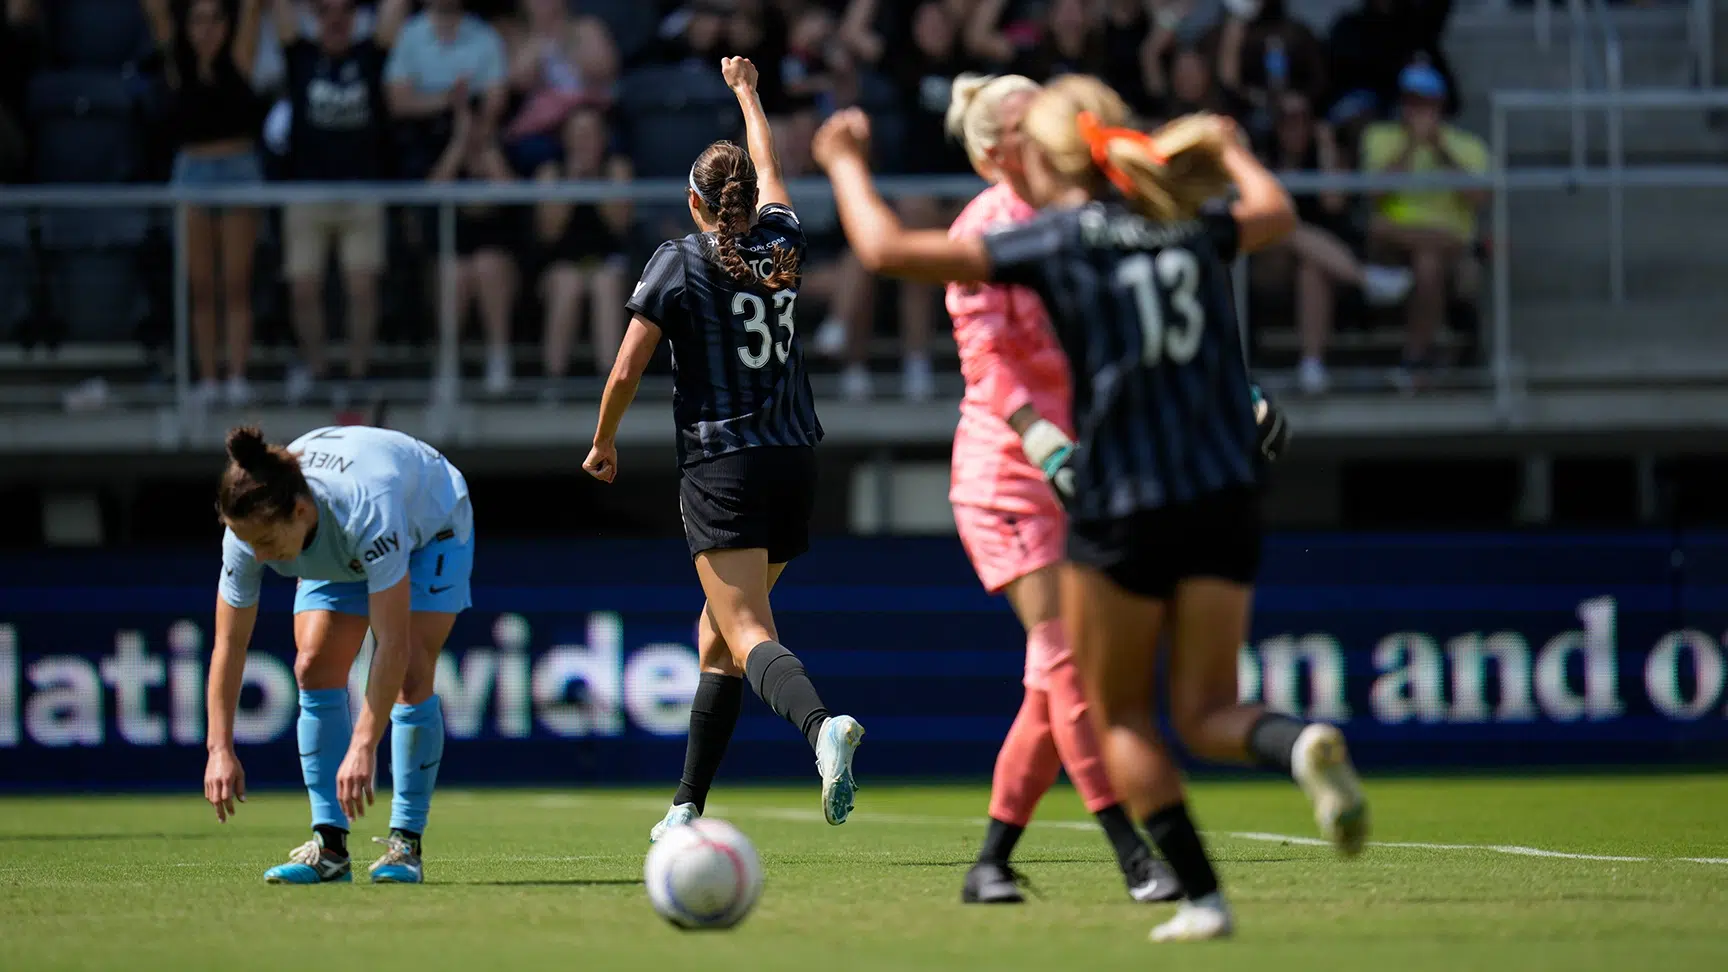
[0, 0, 1489, 407]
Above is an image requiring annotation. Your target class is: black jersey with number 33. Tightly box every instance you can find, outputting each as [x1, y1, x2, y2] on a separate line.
[626, 203, 824, 465]
[983, 201, 1259, 522]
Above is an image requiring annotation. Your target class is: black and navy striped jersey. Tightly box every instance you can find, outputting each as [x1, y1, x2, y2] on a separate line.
[626, 203, 824, 466]
[983, 201, 1258, 521]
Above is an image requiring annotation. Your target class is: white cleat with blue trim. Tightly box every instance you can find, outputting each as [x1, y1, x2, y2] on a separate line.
[815, 715, 865, 825]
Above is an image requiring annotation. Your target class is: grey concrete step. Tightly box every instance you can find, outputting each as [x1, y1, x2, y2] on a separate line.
[1510, 298, 1728, 382]
[1502, 186, 1728, 302]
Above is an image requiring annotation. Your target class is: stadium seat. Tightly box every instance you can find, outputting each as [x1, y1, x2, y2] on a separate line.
[35, 205, 149, 344]
[27, 70, 144, 184]
[43, 0, 156, 70]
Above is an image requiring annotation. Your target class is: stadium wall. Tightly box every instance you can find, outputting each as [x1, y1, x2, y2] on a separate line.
[2, 534, 1726, 791]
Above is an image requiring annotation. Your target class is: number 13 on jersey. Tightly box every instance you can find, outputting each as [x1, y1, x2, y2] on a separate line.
[1115, 248, 1204, 366]
[734, 291, 797, 370]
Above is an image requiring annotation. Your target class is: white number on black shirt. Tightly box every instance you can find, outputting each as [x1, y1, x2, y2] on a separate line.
[733, 290, 798, 369]
[1115, 248, 1204, 366]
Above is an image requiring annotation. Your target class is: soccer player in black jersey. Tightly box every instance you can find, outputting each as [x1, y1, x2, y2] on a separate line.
[813, 76, 1367, 943]
[585, 57, 864, 842]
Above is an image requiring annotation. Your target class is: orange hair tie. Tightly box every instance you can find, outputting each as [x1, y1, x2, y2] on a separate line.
[1075, 111, 1165, 199]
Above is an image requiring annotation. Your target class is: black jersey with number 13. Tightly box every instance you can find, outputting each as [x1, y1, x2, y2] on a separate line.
[983, 201, 1259, 522]
[627, 203, 825, 466]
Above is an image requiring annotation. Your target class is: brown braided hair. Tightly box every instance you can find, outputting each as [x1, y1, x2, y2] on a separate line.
[215, 426, 311, 524]
[689, 141, 800, 291]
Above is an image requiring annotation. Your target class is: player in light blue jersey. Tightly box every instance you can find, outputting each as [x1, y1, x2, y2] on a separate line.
[202, 425, 474, 886]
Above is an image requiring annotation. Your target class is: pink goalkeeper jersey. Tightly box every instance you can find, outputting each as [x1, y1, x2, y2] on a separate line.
[946, 182, 1072, 515]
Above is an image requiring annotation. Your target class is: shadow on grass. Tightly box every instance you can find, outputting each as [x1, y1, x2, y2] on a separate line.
[0, 832, 225, 842]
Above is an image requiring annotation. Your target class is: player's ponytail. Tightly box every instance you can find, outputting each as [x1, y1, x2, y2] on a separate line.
[1023, 76, 1231, 223]
[217, 425, 311, 524]
[691, 140, 801, 292]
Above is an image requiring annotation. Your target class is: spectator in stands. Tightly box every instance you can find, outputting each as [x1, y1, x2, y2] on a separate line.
[429, 93, 519, 397]
[1215, 0, 1326, 139]
[652, 0, 731, 76]
[1361, 62, 1486, 388]
[966, 0, 1106, 82]
[1326, 0, 1456, 137]
[769, 111, 849, 321]
[276, 0, 407, 407]
[500, 0, 618, 177]
[779, 5, 839, 114]
[0, 0, 36, 183]
[1259, 90, 1412, 395]
[385, 0, 508, 180]
[143, 0, 269, 409]
[727, 0, 792, 114]
[1100, 0, 1154, 114]
[534, 106, 629, 399]
[1146, 41, 1231, 124]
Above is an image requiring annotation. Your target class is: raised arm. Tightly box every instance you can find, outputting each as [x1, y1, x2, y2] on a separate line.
[721, 57, 790, 211]
[1219, 123, 1296, 253]
[816, 111, 991, 284]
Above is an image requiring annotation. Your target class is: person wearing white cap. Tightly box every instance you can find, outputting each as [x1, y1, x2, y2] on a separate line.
[1360, 61, 1489, 391]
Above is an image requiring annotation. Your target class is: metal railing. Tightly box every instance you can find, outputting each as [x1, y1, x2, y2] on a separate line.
[3, 162, 1728, 427]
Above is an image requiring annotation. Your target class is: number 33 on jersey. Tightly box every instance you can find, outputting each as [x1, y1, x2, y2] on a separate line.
[625, 202, 825, 466]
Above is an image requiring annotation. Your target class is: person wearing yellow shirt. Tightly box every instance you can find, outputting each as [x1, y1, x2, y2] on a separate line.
[1360, 63, 1489, 387]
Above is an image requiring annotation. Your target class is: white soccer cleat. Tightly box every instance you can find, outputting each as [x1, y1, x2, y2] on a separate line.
[1292, 723, 1369, 857]
[815, 715, 865, 825]
[649, 802, 700, 844]
[1149, 893, 1234, 943]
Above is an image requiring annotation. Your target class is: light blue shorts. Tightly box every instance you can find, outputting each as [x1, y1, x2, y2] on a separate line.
[294, 529, 476, 617]
[172, 150, 264, 186]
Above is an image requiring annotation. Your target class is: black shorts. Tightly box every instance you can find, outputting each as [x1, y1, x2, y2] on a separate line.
[679, 446, 817, 564]
[1066, 486, 1263, 600]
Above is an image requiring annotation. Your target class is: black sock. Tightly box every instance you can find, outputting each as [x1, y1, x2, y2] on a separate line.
[313, 824, 348, 857]
[1142, 803, 1219, 901]
[390, 827, 422, 857]
[1094, 803, 1146, 867]
[672, 673, 744, 814]
[743, 641, 830, 751]
[977, 817, 1025, 865]
[1247, 712, 1308, 773]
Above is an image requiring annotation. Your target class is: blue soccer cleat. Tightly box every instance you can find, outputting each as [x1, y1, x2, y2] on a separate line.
[368, 834, 424, 884]
[263, 836, 352, 885]
[815, 715, 865, 825]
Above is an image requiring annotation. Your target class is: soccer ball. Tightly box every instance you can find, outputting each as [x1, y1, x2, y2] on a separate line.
[644, 818, 764, 930]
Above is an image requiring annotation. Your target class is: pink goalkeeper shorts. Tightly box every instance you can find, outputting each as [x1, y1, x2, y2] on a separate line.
[954, 503, 1065, 596]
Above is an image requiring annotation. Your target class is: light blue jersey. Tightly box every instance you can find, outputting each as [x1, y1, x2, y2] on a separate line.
[220, 426, 472, 610]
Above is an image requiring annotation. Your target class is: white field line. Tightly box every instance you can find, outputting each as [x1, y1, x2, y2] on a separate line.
[4, 796, 1722, 873]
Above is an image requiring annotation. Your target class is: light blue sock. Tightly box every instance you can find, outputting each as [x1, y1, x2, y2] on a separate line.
[389, 695, 444, 835]
[297, 688, 352, 830]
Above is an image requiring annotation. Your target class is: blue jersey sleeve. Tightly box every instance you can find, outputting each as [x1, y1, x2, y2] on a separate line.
[348, 495, 412, 594]
[219, 529, 265, 609]
[626, 241, 686, 332]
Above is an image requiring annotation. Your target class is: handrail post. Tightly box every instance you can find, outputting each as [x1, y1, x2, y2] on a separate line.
[431, 201, 459, 432]
[1606, 54, 1625, 305]
[1537, 0, 1552, 50]
[1491, 98, 1514, 418]
[173, 201, 191, 429]
[1568, 0, 1586, 171]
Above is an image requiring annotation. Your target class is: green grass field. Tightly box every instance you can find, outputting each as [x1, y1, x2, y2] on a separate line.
[3, 776, 1726, 971]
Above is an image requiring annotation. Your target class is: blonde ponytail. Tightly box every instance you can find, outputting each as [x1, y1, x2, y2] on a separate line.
[944, 73, 1041, 176]
[1022, 75, 1231, 222]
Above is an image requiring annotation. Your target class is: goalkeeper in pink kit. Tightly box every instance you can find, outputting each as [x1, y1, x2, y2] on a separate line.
[943, 73, 1181, 905]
